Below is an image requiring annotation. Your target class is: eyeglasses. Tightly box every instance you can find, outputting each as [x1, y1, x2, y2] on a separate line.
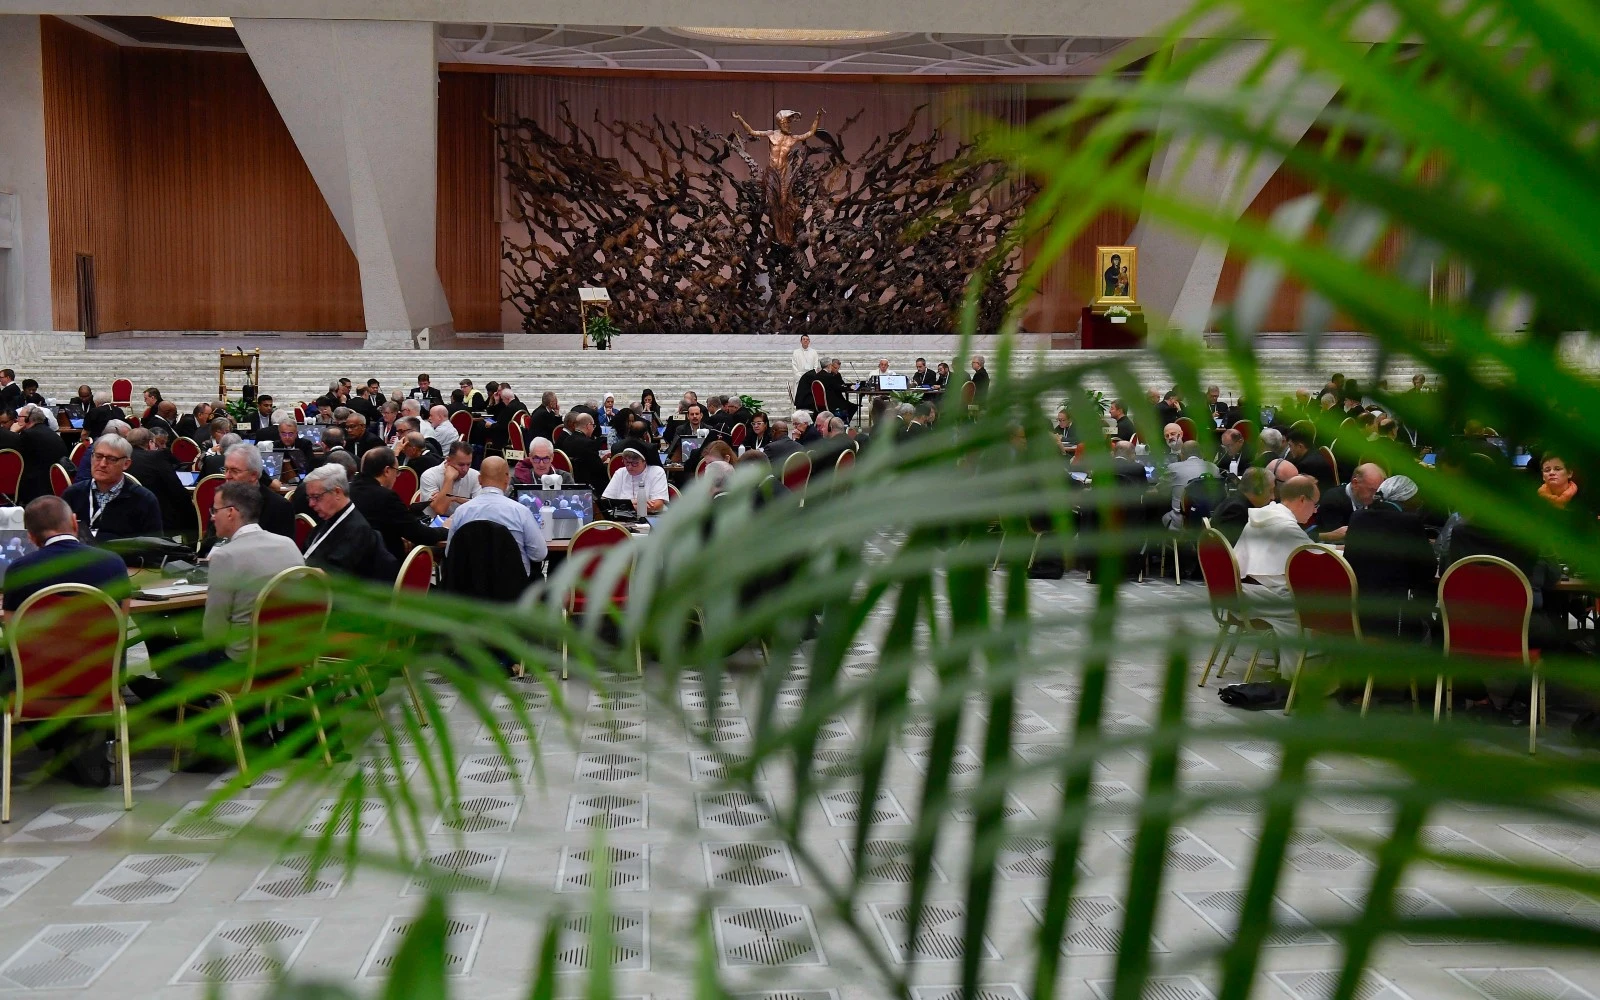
[211, 504, 236, 515]
[91, 452, 127, 464]
[304, 490, 328, 504]
[530, 455, 553, 463]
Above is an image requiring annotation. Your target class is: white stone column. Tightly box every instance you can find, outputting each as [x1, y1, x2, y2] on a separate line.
[1127, 43, 1345, 335]
[235, 18, 453, 348]
[0, 15, 60, 336]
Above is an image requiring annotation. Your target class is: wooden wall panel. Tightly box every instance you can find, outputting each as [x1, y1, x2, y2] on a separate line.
[40, 16, 128, 332]
[120, 47, 363, 331]
[41, 17, 363, 332]
[436, 72, 498, 333]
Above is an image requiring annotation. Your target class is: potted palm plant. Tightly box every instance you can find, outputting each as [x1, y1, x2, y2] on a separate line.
[585, 312, 620, 351]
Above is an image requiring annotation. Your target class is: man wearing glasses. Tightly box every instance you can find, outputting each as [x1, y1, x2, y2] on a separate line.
[299, 464, 398, 582]
[61, 433, 163, 548]
[512, 437, 574, 486]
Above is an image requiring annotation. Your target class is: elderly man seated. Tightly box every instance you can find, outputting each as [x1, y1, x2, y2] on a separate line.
[513, 436, 574, 486]
[1314, 462, 1385, 542]
[1233, 474, 1320, 638]
[426, 405, 459, 449]
[300, 463, 398, 582]
[63, 433, 164, 548]
[1209, 467, 1273, 545]
[1214, 428, 1250, 478]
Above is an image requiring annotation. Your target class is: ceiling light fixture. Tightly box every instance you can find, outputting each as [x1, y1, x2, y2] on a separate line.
[673, 26, 901, 44]
[157, 16, 234, 27]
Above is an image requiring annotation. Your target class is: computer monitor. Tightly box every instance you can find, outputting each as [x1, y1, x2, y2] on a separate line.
[177, 471, 199, 488]
[261, 451, 282, 479]
[0, 529, 39, 586]
[678, 437, 702, 463]
[300, 424, 324, 446]
[511, 484, 594, 535]
[1514, 453, 1533, 469]
[878, 374, 909, 391]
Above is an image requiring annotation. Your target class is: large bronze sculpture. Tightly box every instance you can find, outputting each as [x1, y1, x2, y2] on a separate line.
[730, 108, 824, 247]
[498, 102, 1029, 337]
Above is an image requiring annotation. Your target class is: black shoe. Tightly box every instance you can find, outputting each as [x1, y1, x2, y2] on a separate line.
[65, 741, 112, 788]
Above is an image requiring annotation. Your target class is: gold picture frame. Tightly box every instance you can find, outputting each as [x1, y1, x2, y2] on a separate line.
[1093, 245, 1138, 306]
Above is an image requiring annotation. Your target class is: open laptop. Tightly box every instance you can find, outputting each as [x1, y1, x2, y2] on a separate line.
[878, 374, 909, 391]
[300, 424, 324, 446]
[512, 485, 594, 539]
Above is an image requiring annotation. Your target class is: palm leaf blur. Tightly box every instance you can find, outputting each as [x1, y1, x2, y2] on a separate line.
[48, 0, 1600, 996]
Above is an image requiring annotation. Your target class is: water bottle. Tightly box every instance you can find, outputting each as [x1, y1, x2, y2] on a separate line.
[634, 482, 646, 520]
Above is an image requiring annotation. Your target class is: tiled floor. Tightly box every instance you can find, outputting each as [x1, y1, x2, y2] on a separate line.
[1, 576, 1598, 999]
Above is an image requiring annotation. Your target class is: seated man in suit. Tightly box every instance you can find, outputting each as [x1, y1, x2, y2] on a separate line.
[0, 496, 132, 785]
[63, 434, 163, 549]
[192, 443, 296, 555]
[17, 405, 67, 504]
[126, 428, 195, 539]
[349, 447, 448, 560]
[397, 430, 442, 479]
[1208, 466, 1273, 546]
[513, 436, 575, 486]
[560, 413, 610, 493]
[707, 396, 753, 440]
[300, 463, 398, 582]
[762, 419, 800, 464]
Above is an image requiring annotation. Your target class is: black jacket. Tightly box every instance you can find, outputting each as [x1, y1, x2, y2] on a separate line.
[559, 432, 610, 494]
[407, 386, 444, 409]
[303, 503, 398, 583]
[198, 476, 295, 554]
[17, 425, 68, 504]
[486, 399, 527, 449]
[1344, 504, 1437, 638]
[1115, 415, 1136, 441]
[1313, 483, 1361, 533]
[1295, 448, 1338, 492]
[708, 407, 752, 438]
[403, 447, 443, 479]
[84, 404, 125, 441]
[1209, 494, 1252, 545]
[443, 519, 536, 598]
[968, 367, 990, 401]
[63, 477, 164, 544]
[815, 370, 849, 412]
[349, 474, 448, 560]
[129, 448, 196, 537]
[527, 407, 563, 444]
[0, 383, 22, 412]
[763, 437, 802, 464]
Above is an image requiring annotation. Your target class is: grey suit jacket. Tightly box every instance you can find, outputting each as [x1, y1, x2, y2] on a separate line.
[203, 525, 306, 661]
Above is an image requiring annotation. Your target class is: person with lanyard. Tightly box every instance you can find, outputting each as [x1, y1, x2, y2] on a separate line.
[601, 440, 669, 514]
[62, 433, 163, 548]
[299, 463, 398, 582]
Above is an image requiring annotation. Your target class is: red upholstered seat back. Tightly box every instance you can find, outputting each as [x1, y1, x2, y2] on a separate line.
[49, 464, 71, 498]
[810, 381, 827, 413]
[0, 449, 23, 498]
[1196, 528, 1243, 620]
[247, 567, 332, 690]
[294, 513, 315, 550]
[193, 474, 225, 535]
[170, 437, 201, 465]
[111, 378, 133, 407]
[70, 441, 88, 466]
[1441, 557, 1532, 661]
[730, 423, 746, 449]
[835, 449, 855, 473]
[1286, 544, 1359, 637]
[391, 466, 418, 502]
[553, 450, 573, 474]
[395, 546, 434, 595]
[450, 410, 472, 437]
[1233, 420, 1254, 444]
[508, 422, 526, 453]
[1177, 417, 1197, 441]
[781, 451, 812, 493]
[608, 454, 627, 476]
[8, 585, 124, 722]
[568, 520, 632, 608]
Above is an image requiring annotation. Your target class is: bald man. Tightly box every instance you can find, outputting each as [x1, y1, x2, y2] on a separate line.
[446, 457, 547, 576]
[1315, 462, 1386, 541]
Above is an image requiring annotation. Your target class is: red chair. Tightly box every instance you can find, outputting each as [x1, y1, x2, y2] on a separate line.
[390, 466, 418, 504]
[608, 454, 628, 476]
[562, 520, 638, 679]
[293, 405, 306, 422]
[450, 410, 472, 438]
[295, 513, 316, 550]
[391, 546, 435, 723]
[69, 441, 88, 467]
[553, 450, 573, 474]
[1195, 528, 1276, 688]
[49, 464, 71, 498]
[512, 410, 531, 429]
[1283, 544, 1375, 714]
[730, 423, 746, 449]
[170, 436, 201, 466]
[171, 566, 334, 784]
[1439, 556, 1541, 752]
[1232, 420, 1254, 444]
[1318, 445, 1340, 484]
[126, 415, 140, 429]
[835, 449, 855, 474]
[960, 381, 976, 407]
[781, 451, 812, 500]
[810, 381, 828, 415]
[193, 474, 225, 536]
[111, 378, 133, 408]
[552, 426, 565, 446]
[3, 584, 131, 822]
[0, 449, 22, 503]
[666, 483, 680, 503]
[1176, 417, 1197, 442]
[507, 422, 526, 454]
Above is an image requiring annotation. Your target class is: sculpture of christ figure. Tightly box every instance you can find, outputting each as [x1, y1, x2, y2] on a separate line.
[731, 107, 824, 246]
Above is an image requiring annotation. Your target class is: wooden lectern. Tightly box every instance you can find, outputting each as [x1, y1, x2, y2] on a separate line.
[218, 348, 260, 401]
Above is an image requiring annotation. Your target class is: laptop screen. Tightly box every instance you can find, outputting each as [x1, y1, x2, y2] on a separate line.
[878, 374, 909, 391]
[0, 529, 39, 586]
[511, 485, 594, 528]
[300, 424, 323, 445]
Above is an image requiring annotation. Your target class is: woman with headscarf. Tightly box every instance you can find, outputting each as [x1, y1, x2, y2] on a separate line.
[1343, 474, 1436, 641]
[601, 439, 669, 514]
[599, 393, 620, 431]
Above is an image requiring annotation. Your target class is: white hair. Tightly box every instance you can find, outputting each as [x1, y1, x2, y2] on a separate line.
[93, 390, 111, 405]
[225, 442, 263, 474]
[271, 408, 296, 425]
[790, 410, 812, 427]
[400, 399, 423, 417]
[702, 460, 735, 493]
[94, 433, 132, 458]
[304, 463, 348, 493]
[1258, 427, 1284, 452]
[529, 436, 554, 456]
[103, 419, 131, 437]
